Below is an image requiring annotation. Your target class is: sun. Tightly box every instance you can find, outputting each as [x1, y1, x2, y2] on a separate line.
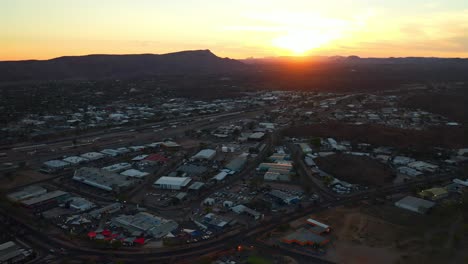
[272, 30, 340, 55]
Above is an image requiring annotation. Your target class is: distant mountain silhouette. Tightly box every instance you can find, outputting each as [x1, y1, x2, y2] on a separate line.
[0, 50, 246, 82]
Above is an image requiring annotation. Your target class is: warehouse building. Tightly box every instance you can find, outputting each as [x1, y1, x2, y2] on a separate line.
[192, 149, 216, 160]
[112, 212, 178, 238]
[73, 167, 135, 192]
[269, 190, 300, 205]
[419, 187, 448, 201]
[395, 196, 435, 214]
[102, 162, 132, 173]
[306, 218, 331, 234]
[21, 190, 69, 210]
[8, 185, 47, 202]
[41, 160, 70, 173]
[120, 169, 149, 178]
[154, 176, 191, 190]
[0, 241, 34, 264]
[69, 197, 95, 211]
[80, 152, 106, 161]
[63, 156, 89, 165]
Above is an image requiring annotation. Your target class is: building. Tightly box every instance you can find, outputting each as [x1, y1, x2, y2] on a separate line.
[80, 152, 106, 161]
[224, 154, 248, 172]
[397, 166, 423, 177]
[306, 218, 331, 234]
[8, 185, 47, 202]
[69, 197, 95, 211]
[395, 196, 435, 214]
[89, 203, 122, 219]
[63, 156, 89, 165]
[112, 212, 178, 238]
[21, 190, 69, 210]
[194, 213, 233, 230]
[264, 171, 290, 182]
[212, 171, 228, 181]
[269, 190, 300, 205]
[120, 169, 149, 178]
[100, 149, 121, 157]
[0, 241, 34, 264]
[298, 143, 313, 154]
[154, 176, 191, 190]
[407, 161, 438, 173]
[282, 228, 330, 246]
[419, 187, 448, 201]
[231, 204, 263, 220]
[248, 132, 266, 141]
[177, 164, 207, 177]
[392, 156, 415, 166]
[102, 163, 132, 173]
[188, 181, 205, 192]
[161, 141, 181, 150]
[41, 160, 70, 173]
[73, 167, 135, 192]
[192, 149, 216, 160]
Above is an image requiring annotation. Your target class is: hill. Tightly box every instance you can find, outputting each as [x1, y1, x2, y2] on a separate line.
[0, 50, 246, 82]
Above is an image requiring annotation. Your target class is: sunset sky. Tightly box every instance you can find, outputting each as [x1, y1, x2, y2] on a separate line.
[1, 0, 468, 60]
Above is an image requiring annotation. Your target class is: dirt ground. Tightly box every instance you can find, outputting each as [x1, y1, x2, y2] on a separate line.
[0, 169, 55, 190]
[315, 154, 394, 186]
[310, 204, 468, 264]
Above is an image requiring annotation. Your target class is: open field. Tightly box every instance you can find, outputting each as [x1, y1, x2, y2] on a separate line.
[283, 122, 468, 151]
[315, 154, 394, 186]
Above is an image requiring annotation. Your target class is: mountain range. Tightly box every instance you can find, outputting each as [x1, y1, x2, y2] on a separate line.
[1, 50, 468, 83]
[0, 50, 245, 82]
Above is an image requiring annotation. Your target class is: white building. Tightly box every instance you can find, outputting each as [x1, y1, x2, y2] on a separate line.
[192, 149, 216, 160]
[80, 152, 105, 161]
[120, 169, 149, 178]
[154, 176, 191, 190]
[395, 196, 435, 214]
[63, 156, 89, 165]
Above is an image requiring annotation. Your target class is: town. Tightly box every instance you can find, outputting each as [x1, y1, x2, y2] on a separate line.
[1, 80, 468, 264]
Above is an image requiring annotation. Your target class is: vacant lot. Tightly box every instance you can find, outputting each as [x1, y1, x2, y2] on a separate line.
[315, 154, 394, 186]
[401, 87, 468, 124]
[283, 122, 468, 151]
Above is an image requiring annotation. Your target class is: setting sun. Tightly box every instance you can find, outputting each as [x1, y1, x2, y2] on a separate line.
[272, 31, 341, 55]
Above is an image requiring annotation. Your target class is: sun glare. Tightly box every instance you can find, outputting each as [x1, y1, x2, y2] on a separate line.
[272, 31, 340, 55]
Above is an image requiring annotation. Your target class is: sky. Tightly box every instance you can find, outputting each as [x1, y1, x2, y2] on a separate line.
[1, 0, 468, 60]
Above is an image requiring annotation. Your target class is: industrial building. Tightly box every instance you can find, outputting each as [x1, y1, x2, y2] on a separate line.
[306, 218, 331, 234]
[395, 196, 435, 214]
[154, 176, 191, 190]
[419, 187, 448, 201]
[112, 212, 178, 238]
[269, 190, 300, 205]
[41, 160, 70, 173]
[80, 152, 106, 161]
[397, 166, 423, 177]
[69, 197, 95, 211]
[102, 162, 132, 173]
[224, 154, 248, 172]
[21, 190, 69, 210]
[177, 164, 208, 177]
[212, 171, 228, 181]
[120, 169, 149, 178]
[192, 149, 216, 160]
[8, 185, 47, 202]
[73, 167, 135, 192]
[248, 132, 266, 141]
[63, 156, 89, 165]
[0, 241, 34, 263]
